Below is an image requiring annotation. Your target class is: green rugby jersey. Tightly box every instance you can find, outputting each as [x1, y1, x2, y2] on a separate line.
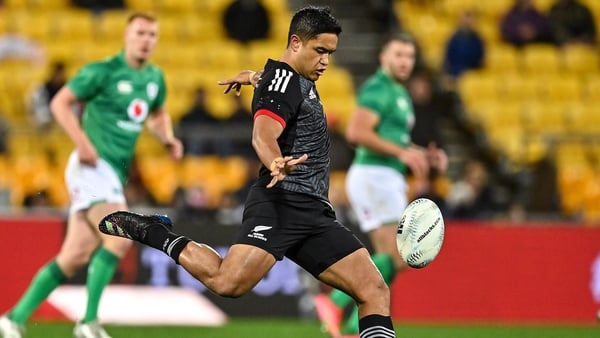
[68, 51, 166, 184]
[352, 67, 415, 173]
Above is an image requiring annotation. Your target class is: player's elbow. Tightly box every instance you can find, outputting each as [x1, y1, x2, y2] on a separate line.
[345, 126, 361, 146]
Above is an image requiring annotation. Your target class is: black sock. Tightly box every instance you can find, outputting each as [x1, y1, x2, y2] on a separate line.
[144, 226, 192, 264]
[358, 314, 395, 338]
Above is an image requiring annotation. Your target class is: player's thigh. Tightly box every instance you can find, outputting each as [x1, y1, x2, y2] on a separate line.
[56, 211, 100, 275]
[88, 202, 132, 258]
[318, 248, 389, 305]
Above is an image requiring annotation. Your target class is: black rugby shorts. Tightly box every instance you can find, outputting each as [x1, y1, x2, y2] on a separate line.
[236, 185, 364, 277]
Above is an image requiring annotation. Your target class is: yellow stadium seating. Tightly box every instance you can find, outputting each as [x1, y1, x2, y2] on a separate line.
[523, 101, 567, 135]
[500, 71, 541, 100]
[457, 70, 500, 106]
[521, 45, 562, 74]
[52, 10, 96, 41]
[536, 73, 583, 102]
[562, 45, 599, 76]
[137, 156, 179, 205]
[484, 44, 520, 73]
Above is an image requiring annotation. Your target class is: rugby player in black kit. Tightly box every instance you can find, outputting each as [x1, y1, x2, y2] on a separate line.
[98, 6, 397, 338]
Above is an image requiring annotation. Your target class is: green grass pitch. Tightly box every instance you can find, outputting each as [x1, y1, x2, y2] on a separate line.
[23, 319, 600, 338]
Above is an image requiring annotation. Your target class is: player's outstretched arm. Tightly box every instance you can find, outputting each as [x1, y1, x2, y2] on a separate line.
[218, 70, 263, 95]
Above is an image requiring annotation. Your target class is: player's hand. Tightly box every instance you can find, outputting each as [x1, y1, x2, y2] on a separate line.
[77, 139, 99, 167]
[267, 154, 308, 188]
[218, 70, 263, 96]
[427, 142, 448, 173]
[398, 146, 429, 178]
[165, 138, 184, 160]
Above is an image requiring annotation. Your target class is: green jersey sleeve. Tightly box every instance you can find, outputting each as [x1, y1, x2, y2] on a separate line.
[151, 67, 167, 111]
[357, 81, 391, 117]
[67, 63, 107, 101]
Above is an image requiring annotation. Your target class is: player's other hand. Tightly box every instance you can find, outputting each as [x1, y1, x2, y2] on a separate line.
[218, 70, 263, 96]
[165, 138, 184, 160]
[427, 142, 448, 173]
[398, 146, 429, 178]
[77, 139, 99, 167]
[267, 154, 308, 188]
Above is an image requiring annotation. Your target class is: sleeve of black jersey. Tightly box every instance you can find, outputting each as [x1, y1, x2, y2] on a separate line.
[253, 66, 303, 129]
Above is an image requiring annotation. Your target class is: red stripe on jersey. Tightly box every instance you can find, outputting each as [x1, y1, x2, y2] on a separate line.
[255, 109, 286, 128]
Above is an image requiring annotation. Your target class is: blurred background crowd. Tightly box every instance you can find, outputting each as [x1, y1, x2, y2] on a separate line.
[0, 0, 598, 226]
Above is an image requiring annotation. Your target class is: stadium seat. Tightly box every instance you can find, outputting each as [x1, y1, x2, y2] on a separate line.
[500, 72, 540, 100]
[221, 156, 250, 192]
[52, 10, 96, 41]
[484, 44, 520, 73]
[158, 0, 199, 12]
[457, 71, 501, 106]
[562, 45, 599, 76]
[137, 156, 179, 205]
[537, 74, 583, 103]
[96, 11, 130, 40]
[124, 0, 158, 11]
[521, 45, 562, 74]
[523, 101, 567, 135]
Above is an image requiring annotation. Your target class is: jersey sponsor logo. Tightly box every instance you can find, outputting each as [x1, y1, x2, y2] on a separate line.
[247, 225, 272, 242]
[147, 82, 158, 100]
[267, 69, 293, 93]
[117, 80, 133, 94]
[127, 98, 149, 123]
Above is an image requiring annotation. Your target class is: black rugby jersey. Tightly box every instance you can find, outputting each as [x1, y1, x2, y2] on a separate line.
[252, 59, 331, 200]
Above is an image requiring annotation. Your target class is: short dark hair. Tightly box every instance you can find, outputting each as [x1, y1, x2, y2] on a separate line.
[287, 6, 342, 46]
[380, 32, 416, 52]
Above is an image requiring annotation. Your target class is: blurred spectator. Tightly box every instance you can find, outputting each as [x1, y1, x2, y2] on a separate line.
[223, 0, 271, 44]
[125, 158, 155, 207]
[227, 95, 254, 158]
[446, 158, 497, 219]
[177, 87, 230, 156]
[72, 0, 124, 13]
[369, 0, 400, 34]
[408, 69, 446, 149]
[0, 32, 45, 65]
[443, 10, 485, 79]
[23, 190, 52, 212]
[526, 156, 560, 214]
[500, 0, 554, 47]
[27, 62, 67, 131]
[0, 115, 7, 154]
[548, 0, 597, 46]
[407, 69, 451, 214]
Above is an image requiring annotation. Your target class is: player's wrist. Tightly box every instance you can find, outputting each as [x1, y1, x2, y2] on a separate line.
[270, 157, 284, 171]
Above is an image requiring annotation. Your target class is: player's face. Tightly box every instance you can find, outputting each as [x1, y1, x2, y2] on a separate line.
[124, 18, 159, 65]
[380, 40, 415, 82]
[296, 33, 338, 81]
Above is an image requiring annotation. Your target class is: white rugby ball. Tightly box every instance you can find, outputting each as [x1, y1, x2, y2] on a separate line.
[397, 198, 445, 268]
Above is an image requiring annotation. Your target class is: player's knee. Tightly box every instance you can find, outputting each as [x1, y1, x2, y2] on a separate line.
[355, 276, 390, 306]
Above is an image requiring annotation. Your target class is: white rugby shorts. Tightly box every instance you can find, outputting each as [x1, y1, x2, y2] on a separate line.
[65, 151, 126, 214]
[345, 164, 408, 233]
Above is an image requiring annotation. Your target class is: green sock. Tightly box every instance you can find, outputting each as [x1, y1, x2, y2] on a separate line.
[341, 253, 397, 335]
[83, 247, 119, 323]
[9, 260, 67, 325]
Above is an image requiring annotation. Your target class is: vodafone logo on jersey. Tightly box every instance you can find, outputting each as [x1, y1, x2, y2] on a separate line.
[127, 99, 149, 123]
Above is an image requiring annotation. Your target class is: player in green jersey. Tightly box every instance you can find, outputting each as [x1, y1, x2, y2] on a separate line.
[0, 12, 183, 338]
[314, 33, 448, 337]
